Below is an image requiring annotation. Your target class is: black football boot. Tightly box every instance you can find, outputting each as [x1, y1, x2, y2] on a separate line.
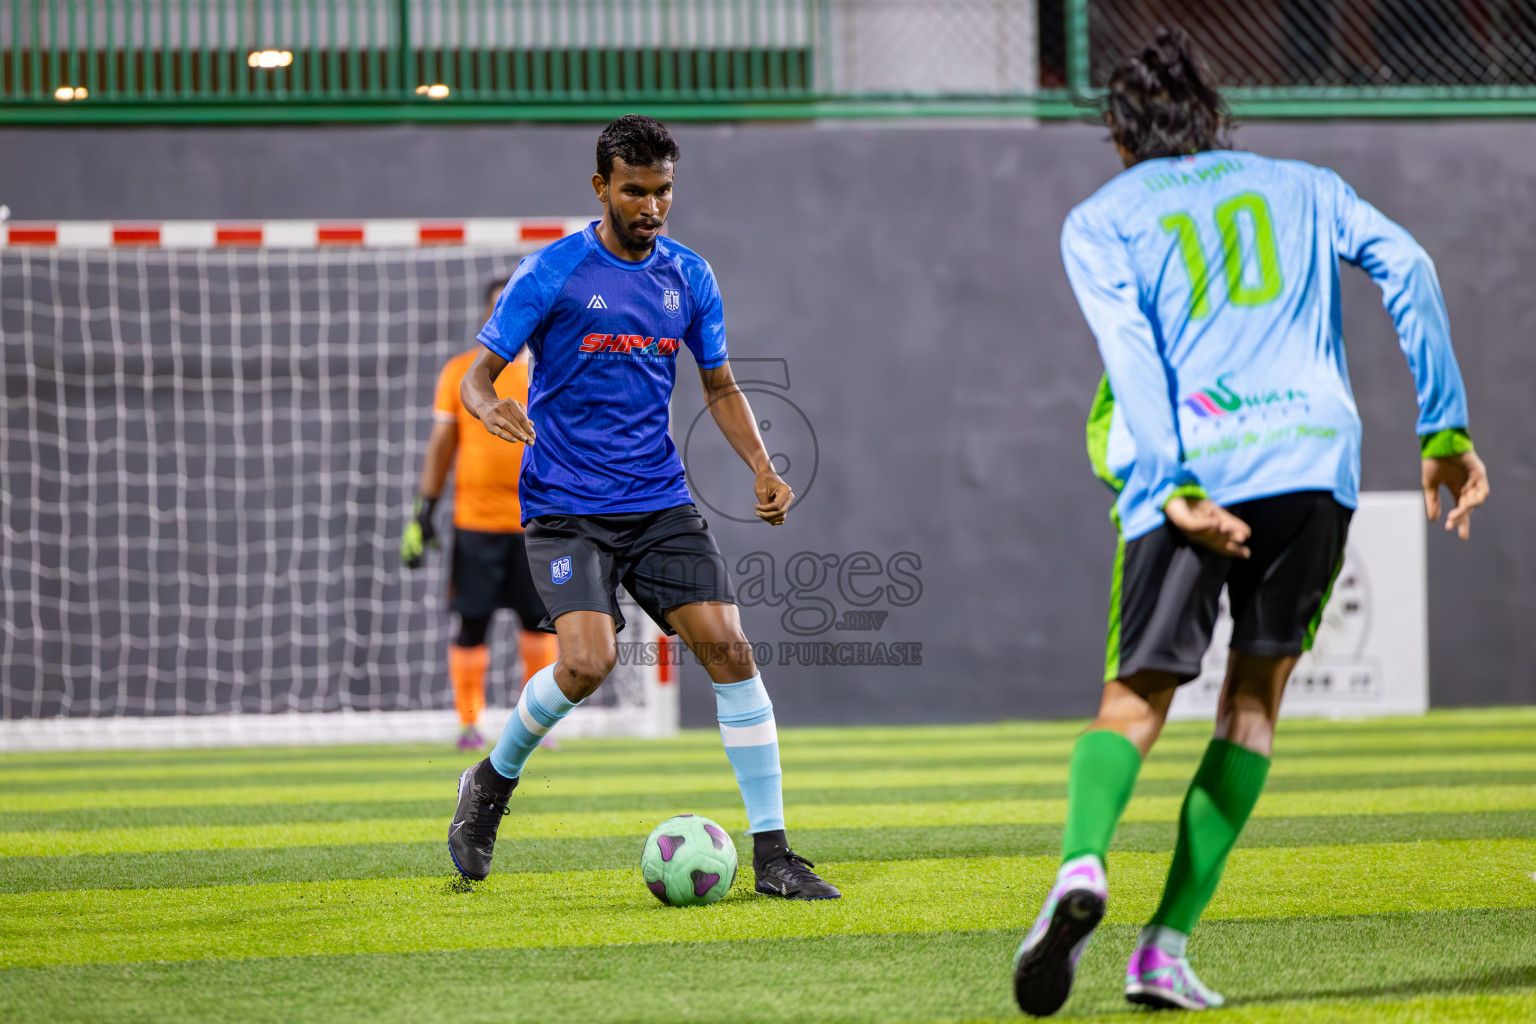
[447, 759, 516, 880]
[754, 849, 841, 900]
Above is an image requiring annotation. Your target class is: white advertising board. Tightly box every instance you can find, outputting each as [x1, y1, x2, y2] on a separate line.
[1167, 491, 1428, 721]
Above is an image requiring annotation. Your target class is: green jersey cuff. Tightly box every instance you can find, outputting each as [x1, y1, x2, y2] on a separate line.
[1419, 428, 1474, 458]
[1162, 484, 1209, 508]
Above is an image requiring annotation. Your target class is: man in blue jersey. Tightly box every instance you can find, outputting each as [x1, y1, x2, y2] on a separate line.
[446, 115, 839, 901]
[1012, 31, 1489, 1016]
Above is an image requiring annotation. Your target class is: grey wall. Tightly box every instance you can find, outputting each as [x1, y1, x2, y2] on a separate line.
[1, 120, 1531, 724]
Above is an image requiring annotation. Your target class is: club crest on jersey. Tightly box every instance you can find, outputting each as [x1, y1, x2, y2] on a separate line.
[662, 288, 681, 317]
[550, 556, 572, 585]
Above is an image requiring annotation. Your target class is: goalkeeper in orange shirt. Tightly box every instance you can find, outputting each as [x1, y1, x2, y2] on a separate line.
[402, 278, 559, 750]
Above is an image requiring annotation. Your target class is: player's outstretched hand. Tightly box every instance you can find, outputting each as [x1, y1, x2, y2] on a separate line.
[754, 470, 793, 526]
[1422, 450, 1489, 541]
[1164, 495, 1252, 559]
[482, 397, 536, 446]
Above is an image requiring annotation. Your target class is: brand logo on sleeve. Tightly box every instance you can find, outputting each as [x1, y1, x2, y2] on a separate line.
[550, 557, 572, 584]
[661, 288, 681, 317]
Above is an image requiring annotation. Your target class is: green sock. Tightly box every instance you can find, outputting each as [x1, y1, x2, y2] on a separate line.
[1060, 729, 1143, 864]
[1150, 739, 1271, 934]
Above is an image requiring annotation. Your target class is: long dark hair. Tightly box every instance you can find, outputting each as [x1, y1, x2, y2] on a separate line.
[1103, 28, 1231, 163]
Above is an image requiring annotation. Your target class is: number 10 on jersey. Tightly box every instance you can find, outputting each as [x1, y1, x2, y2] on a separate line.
[1160, 191, 1283, 319]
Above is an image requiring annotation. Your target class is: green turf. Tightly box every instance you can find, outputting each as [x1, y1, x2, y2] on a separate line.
[3, 910, 1533, 1024]
[2, 711, 1534, 1022]
[5, 811, 1534, 895]
[12, 728, 1535, 790]
[11, 750, 1536, 812]
[8, 768, 1536, 835]
[8, 781, 1529, 860]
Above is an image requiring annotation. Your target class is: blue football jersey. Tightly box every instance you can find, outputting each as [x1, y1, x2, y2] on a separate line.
[477, 222, 728, 521]
[1064, 150, 1471, 539]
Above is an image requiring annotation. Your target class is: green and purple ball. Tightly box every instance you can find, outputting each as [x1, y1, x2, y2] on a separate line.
[640, 814, 737, 906]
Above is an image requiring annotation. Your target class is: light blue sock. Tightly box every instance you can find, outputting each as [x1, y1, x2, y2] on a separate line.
[714, 674, 785, 833]
[489, 664, 579, 779]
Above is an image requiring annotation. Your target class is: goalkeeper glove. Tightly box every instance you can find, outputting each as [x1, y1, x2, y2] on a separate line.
[401, 495, 439, 569]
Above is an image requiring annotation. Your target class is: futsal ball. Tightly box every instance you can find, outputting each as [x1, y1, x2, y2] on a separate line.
[640, 814, 738, 906]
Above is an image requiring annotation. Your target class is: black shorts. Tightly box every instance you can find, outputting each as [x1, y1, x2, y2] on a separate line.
[524, 503, 735, 635]
[449, 529, 549, 631]
[1105, 490, 1352, 683]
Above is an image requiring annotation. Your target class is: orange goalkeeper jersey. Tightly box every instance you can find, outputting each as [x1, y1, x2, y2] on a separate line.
[433, 349, 530, 533]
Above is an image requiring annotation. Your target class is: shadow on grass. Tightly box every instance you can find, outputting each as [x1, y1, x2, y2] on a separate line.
[1232, 962, 1536, 1007]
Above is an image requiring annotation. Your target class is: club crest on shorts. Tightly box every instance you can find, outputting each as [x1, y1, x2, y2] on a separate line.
[662, 288, 681, 317]
[550, 556, 573, 585]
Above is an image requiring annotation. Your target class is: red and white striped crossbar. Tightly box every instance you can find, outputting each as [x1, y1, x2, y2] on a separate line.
[0, 218, 588, 249]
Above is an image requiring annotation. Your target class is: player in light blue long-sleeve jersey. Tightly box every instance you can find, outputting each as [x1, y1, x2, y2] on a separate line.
[1011, 30, 1490, 1017]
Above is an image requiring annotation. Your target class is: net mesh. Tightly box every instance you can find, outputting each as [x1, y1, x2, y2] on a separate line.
[828, 0, 1038, 96]
[0, 243, 646, 721]
[1088, 0, 1536, 89]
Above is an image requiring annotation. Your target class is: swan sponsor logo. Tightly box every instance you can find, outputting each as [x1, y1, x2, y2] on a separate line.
[1182, 373, 1307, 418]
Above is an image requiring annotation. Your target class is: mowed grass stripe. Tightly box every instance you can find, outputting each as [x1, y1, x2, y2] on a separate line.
[13, 728, 1536, 789]
[0, 740, 1118, 786]
[2, 911, 1532, 1024]
[10, 751, 1536, 812]
[10, 770, 1535, 836]
[0, 723, 1093, 773]
[7, 812, 1533, 895]
[0, 748, 1144, 792]
[5, 707, 1530, 775]
[10, 784, 1535, 858]
[2, 839, 1532, 968]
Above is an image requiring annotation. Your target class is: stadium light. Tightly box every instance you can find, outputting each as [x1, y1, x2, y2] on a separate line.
[247, 50, 294, 69]
[415, 84, 451, 99]
[54, 86, 88, 101]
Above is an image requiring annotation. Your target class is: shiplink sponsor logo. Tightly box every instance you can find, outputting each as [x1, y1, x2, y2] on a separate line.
[577, 333, 680, 361]
[1182, 373, 1307, 419]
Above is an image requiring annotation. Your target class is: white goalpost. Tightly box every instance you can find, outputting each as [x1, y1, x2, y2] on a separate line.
[0, 218, 679, 751]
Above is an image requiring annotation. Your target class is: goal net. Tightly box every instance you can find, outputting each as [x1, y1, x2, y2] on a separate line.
[0, 220, 677, 749]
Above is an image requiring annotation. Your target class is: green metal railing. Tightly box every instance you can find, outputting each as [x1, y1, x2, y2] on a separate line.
[4, 0, 1536, 124]
[1, 1, 820, 108]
